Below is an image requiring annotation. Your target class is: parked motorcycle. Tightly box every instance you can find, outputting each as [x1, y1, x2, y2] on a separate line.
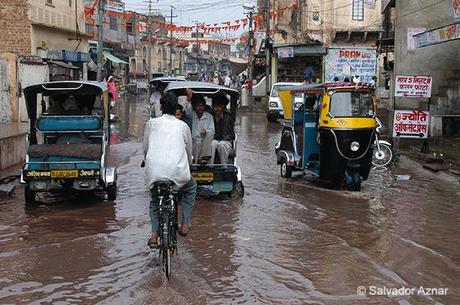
[372, 118, 394, 167]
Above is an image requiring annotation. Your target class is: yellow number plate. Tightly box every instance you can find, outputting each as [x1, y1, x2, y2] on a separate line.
[51, 170, 79, 179]
[193, 172, 214, 182]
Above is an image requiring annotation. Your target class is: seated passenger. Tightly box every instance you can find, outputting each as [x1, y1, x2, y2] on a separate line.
[177, 88, 194, 118]
[176, 104, 192, 130]
[190, 94, 214, 164]
[149, 84, 162, 118]
[210, 94, 235, 164]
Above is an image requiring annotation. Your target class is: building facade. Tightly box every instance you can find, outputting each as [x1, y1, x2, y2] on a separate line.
[258, 0, 383, 87]
[382, 0, 460, 137]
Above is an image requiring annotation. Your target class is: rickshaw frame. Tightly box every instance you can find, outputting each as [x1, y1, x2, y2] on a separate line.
[20, 81, 118, 204]
[164, 81, 244, 198]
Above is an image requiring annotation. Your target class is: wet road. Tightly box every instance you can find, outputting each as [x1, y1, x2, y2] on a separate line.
[1, 96, 459, 305]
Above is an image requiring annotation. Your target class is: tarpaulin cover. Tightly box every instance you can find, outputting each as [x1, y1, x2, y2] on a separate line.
[28, 144, 102, 159]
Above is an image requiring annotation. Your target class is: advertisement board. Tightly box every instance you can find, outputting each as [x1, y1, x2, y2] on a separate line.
[324, 48, 377, 83]
[395, 75, 432, 97]
[393, 110, 429, 138]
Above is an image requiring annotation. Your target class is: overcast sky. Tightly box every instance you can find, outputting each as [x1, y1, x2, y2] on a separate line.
[123, 0, 257, 37]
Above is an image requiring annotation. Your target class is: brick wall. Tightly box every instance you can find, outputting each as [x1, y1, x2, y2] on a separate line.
[0, 0, 31, 54]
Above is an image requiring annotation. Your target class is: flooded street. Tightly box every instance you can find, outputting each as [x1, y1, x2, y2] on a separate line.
[0, 96, 459, 305]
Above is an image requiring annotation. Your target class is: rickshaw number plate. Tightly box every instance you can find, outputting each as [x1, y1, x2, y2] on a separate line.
[51, 170, 79, 179]
[193, 172, 214, 182]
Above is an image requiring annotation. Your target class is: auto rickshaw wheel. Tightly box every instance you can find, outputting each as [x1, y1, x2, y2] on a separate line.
[107, 183, 117, 201]
[267, 113, 277, 123]
[24, 186, 37, 205]
[280, 160, 293, 178]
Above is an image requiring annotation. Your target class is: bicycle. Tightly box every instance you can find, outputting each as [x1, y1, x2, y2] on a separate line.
[151, 180, 179, 279]
[142, 161, 179, 279]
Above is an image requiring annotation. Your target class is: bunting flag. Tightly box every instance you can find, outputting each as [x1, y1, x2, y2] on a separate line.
[84, 2, 299, 34]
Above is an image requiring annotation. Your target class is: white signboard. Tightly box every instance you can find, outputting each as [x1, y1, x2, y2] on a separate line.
[277, 47, 294, 59]
[324, 48, 377, 83]
[395, 75, 432, 97]
[106, 0, 124, 13]
[393, 110, 429, 138]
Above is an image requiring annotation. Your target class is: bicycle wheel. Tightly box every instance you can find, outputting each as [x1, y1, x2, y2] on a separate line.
[161, 248, 172, 278]
[160, 211, 172, 278]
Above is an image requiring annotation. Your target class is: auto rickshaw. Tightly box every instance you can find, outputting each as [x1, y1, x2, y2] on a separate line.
[21, 81, 118, 204]
[164, 81, 244, 198]
[275, 82, 377, 191]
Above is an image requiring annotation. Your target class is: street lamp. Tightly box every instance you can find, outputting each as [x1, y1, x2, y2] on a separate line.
[243, 3, 255, 111]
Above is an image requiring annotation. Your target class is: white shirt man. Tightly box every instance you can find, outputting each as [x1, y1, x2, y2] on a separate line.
[143, 92, 197, 246]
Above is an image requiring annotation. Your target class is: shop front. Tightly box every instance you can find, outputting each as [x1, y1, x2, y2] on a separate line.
[272, 44, 327, 83]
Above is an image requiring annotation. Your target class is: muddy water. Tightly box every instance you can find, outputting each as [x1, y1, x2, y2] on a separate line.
[0, 96, 459, 305]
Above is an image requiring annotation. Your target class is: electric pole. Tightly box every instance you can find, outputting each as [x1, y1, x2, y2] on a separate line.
[265, 0, 271, 95]
[248, 10, 254, 111]
[96, 0, 106, 82]
[147, 0, 153, 82]
[169, 5, 177, 75]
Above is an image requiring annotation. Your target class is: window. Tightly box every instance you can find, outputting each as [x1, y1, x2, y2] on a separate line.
[126, 22, 133, 33]
[330, 92, 374, 117]
[352, 0, 364, 21]
[69, 0, 72, 7]
[46, 0, 53, 5]
[109, 17, 117, 30]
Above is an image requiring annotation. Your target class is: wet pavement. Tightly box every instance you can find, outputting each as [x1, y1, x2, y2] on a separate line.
[0, 95, 459, 305]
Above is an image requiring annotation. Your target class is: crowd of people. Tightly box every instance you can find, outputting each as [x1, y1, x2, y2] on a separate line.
[149, 88, 235, 165]
[196, 72, 244, 90]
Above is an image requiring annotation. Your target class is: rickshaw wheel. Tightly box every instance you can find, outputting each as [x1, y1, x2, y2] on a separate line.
[228, 181, 245, 199]
[280, 160, 293, 178]
[24, 186, 37, 205]
[107, 183, 117, 201]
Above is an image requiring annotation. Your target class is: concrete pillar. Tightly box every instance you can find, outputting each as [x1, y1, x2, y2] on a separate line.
[271, 54, 278, 86]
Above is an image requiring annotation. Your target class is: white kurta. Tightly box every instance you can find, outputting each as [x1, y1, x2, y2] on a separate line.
[143, 114, 193, 189]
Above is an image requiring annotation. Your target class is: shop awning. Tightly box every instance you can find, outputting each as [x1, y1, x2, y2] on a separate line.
[103, 51, 128, 64]
[49, 61, 79, 69]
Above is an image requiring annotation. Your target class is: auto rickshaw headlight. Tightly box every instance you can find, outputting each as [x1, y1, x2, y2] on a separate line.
[270, 102, 278, 107]
[350, 141, 360, 152]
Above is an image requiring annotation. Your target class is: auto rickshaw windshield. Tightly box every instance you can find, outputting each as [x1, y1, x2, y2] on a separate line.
[329, 91, 374, 118]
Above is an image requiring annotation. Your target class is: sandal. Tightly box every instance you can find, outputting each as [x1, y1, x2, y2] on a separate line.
[178, 224, 190, 236]
[147, 237, 159, 249]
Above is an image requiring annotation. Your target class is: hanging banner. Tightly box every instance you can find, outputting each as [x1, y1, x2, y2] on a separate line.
[324, 48, 377, 83]
[414, 23, 460, 48]
[393, 110, 429, 138]
[407, 28, 426, 50]
[453, 0, 460, 20]
[395, 75, 432, 97]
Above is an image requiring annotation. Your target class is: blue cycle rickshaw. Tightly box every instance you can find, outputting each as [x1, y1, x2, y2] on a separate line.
[21, 81, 118, 204]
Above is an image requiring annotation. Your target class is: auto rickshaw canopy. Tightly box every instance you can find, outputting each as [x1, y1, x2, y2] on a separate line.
[277, 82, 375, 120]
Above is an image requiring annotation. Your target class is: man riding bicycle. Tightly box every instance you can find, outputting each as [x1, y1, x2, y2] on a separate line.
[143, 92, 197, 248]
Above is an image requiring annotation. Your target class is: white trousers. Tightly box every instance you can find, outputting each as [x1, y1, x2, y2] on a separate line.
[210, 140, 232, 164]
[192, 133, 214, 163]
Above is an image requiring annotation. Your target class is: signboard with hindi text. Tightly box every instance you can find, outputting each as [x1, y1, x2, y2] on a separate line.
[393, 110, 429, 138]
[395, 75, 432, 97]
[324, 48, 377, 83]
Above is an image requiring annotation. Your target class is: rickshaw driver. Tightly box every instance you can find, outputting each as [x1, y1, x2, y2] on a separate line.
[210, 94, 235, 164]
[190, 94, 215, 164]
[143, 92, 197, 247]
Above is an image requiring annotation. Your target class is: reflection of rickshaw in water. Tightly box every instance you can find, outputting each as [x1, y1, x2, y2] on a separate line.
[275, 82, 377, 191]
[21, 81, 118, 204]
[165, 81, 244, 198]
[149, 77, 187, 118]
